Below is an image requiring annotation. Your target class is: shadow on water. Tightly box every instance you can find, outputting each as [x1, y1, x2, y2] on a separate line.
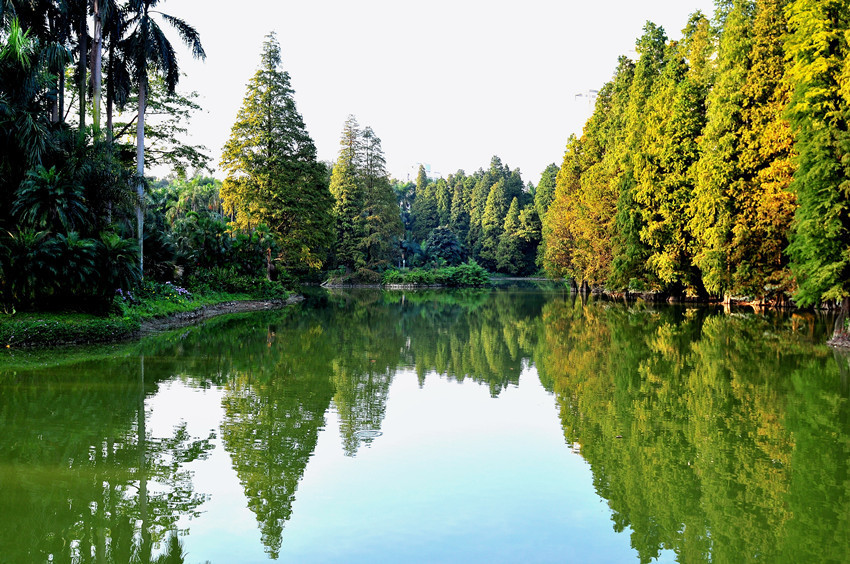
[1, 289, 848, 562]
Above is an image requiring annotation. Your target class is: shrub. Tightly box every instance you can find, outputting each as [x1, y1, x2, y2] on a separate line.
[186, 267, 288, 299]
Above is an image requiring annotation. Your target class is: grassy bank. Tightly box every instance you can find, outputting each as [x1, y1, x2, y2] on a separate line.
[1, 279, 290, 348]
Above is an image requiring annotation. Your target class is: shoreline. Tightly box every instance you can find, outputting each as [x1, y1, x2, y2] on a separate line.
[139, 295, 303, 334]
[3, 295, 303, 349]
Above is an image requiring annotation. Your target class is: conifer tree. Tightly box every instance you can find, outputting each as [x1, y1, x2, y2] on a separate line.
[479, 179, 510, 269]
[611, 22, 669, 290]
[730, 0, 796, 299]
[410, 165, 439, 242]
[634, 15, 710, 295]
[449, 174, 471, 242]
[543, 136, 584, 280]
[785, 0, 850, 317]
[220, 33, 333, 270]
[497, 197, 523, 274]
[330, 115, 365, 269]
[360, 126, 403, 267]
[534, 163, 559, 221]
[690, 0, 754, 297]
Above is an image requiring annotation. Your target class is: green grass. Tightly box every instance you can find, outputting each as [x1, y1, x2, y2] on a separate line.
[118, 290, 254, 322]
[1, 278, 290, 348]
[0, 312, 140, 348]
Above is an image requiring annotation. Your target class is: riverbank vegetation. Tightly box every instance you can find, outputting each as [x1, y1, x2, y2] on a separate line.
[3, 0, 850, 344]
[539, 0, 850, 322]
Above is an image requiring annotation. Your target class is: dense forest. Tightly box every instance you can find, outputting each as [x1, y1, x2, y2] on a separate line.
[541, 0, 850, 314]
[2, 0, 850, 318]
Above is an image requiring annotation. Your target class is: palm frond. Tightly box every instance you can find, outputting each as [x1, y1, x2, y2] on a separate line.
[158, 13, 205, 60]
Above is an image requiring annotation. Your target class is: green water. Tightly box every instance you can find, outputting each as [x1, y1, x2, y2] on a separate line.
[1, 288, 849, 563]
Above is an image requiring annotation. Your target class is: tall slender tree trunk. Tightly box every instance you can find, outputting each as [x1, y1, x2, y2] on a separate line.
[136, 80, 146, 278]
[106, 42, 114, 142]
[59, 71, 65, 124]
[92, 0, 103, 137]
[78, 16, 88, 132]
[52, 76, 60, 123]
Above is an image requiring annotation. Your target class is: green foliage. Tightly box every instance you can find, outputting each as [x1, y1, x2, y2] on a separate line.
[534, 163, 559, 221]
[424, 225, 465, 266]
[436, 260, 490, 287]
[12, 165, 88, 232]
[0, 312, 140, 346]
[382, 268, 436, 286]
[186, 267, 289, 299]
[381, 261, 489, 287]
[785, 0, 850, 306]
[220, 33, 333, 271]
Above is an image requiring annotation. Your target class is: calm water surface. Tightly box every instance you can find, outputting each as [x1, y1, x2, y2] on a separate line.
[1, 287, 849, 563]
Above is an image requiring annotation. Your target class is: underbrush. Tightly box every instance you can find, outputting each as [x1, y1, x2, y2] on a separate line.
[2, 273, 291, 348]
[382, 261, 490, 287]
[0, 312, 140, 347]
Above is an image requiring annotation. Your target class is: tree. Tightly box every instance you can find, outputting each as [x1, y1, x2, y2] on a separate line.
[610, 22, 668, 290]
[424, 225, 465, 266]
[633, 16, 710, 296]
[220, 33, 333, 270]
[534, 163, 558, 221]
[124, 0, 206, 277]
[329, 116, 365, 270]
[359, 126, 403, 267]
[479, 178, 510, 269]
[728, 0, 796, 300]
[784, 0, 850, 327]
[690, 0, 754, 297]
[497, 197, 523, 273]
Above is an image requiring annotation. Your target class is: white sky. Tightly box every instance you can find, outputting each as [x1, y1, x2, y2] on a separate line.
[157, 0, 717, 185]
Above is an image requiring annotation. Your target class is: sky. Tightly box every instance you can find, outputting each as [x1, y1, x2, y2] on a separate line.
[155, 0, 717, 185]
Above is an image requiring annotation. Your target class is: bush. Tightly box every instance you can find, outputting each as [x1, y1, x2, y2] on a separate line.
[434, 260, 490, 287]
[381, 268, 436, 285]
[186, 267, 288, 299]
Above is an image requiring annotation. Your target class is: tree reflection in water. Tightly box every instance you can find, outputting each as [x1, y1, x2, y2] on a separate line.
[1, 288, 848, 562]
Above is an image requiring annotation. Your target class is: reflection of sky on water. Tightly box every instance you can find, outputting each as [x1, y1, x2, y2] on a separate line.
[149, 367, 668, 563]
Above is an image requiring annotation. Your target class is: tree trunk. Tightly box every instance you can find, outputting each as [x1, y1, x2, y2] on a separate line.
[106, 42, 114, 142]
[136, 80, 146, 278]
[92, 0, 103, 137]
[833, 296, 850, 343]
[266, 247, 272, 281]
[78, 16, 88, 132]
[59, 71, 65, 124]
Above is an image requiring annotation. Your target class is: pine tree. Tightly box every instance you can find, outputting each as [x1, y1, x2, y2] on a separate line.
[690, 0, 754, 297]
[785, 0, 850, 316]
[730, 0, 796, 299]
[634, 15, 710, 295]
[330, 115, 365, 269]
[220, 33, 333, 270]
[543, 136, 584, 280]
[360, 126, 403, 267]
[534, 163, 559, 221]
[410, 165, 438, 242]
[479, 179, 510, 269]
[497, 197, 523, 273]
[449, 174, 471, 242]
[610, 22, 669, 290]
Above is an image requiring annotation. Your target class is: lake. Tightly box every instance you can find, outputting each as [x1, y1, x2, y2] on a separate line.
[1, 286, 849, 563]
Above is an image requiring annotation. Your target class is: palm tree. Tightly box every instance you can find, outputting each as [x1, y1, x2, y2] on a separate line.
[123, 0, 205, 277]
[91, 0, 123, 137]
[103, 2, 131, 142]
